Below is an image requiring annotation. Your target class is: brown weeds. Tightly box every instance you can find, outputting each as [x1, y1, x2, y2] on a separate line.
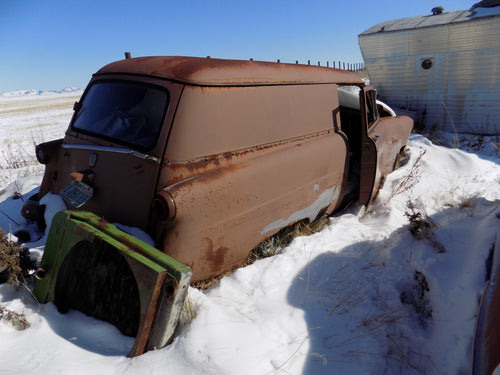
[386, 150, 426, 204]
[405, 201, 446, 253]
[0, 305, 30, 330]
[0, 229, 24, 286]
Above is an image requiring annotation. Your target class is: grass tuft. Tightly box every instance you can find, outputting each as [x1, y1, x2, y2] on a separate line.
[179, 291, 197, 324]
[0, 305, 30, 330]
[0, 229, 25, 286]
[386, 150, 425, 204]
[252, 216, 330, 260]
[0, 230, 32, 330]
[400, 271, 433, 328]
[405, 201, 446, 253]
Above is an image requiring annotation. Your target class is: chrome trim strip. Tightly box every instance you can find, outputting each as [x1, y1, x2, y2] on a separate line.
[61, 144, 161, 164]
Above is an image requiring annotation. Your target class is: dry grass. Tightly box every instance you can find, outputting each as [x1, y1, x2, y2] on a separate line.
[360, 303, 407, 332]
[386, 334, 436, 375]
[179, 291, 197, 324]
[443, 194, 479, 217]
[0, 138, 44, 187]
[442, 102, 459, 149]
[453, 197, 477, 216]
[0, 228, 37, 290]
[287, 247, 435, 374]
[0, 229, 24, 286]
[487, 137, 500, 152]
[405, 201, 446, 253]
[400, 271, 433, 328]
[0, 305, 30, 330]
[385, 150, 426, 204]
[0, 230, 31, 330]
[253, 216, 330, 259]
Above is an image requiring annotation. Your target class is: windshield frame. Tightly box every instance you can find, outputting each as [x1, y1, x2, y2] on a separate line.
[70, 79, 170, 152]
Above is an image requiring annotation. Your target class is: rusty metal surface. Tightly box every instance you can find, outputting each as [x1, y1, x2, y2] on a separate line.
[148, 83, 349, 281]
[33, 56, 412, 284]
[472, 226, 500, 374]
[96, 56, 364, 87]
[37, 80, 183, 230]
[484, 263, 500, 375]
[153, 134, 348, 282]
[165, 83, 342, 161]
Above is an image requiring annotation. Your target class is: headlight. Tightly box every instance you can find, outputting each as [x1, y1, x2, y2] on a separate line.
[35, 139, 63, 165]
[35, 143, 49, 164]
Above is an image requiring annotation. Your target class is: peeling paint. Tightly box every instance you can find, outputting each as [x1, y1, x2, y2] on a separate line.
[260, 186, 340, 235]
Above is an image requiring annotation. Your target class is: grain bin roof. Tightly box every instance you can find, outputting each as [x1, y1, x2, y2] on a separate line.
[360, 5, 500, 35]
[472, 0, 500, 8]
[96, 56, 364, 87]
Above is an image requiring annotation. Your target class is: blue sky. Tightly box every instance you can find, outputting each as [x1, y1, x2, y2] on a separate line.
[1, 0, 473, 93]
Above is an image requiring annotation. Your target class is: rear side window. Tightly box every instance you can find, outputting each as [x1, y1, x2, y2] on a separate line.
[71, 81, 169, 150]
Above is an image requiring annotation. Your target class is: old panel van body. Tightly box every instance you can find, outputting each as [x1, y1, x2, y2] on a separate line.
[25, 56, 413, 282]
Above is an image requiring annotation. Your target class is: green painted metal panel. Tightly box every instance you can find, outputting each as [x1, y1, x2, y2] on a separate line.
[33, 210, 192, 356]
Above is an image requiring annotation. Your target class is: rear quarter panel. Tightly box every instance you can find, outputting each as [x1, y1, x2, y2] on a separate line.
[153, 84, 348, 281]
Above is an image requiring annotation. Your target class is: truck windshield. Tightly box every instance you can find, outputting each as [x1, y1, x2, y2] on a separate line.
[71, 81, 169, 150]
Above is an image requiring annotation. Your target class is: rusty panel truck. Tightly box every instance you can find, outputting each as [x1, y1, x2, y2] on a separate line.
[25, 56, 413, 354]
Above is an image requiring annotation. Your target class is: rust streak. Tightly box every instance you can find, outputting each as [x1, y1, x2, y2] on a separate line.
[201, 237, 229, 273]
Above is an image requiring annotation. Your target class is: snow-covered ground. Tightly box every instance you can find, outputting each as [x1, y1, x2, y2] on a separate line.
[0, 89, 83, 188]
[0, 91, 499, 374]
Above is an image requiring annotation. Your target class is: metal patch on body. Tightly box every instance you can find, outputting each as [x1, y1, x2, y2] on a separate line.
[260, 186, 340, 235]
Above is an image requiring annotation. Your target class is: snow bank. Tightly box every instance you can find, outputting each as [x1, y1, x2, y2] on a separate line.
[0, 135, 498, 374]
[0, 92, 499, 374]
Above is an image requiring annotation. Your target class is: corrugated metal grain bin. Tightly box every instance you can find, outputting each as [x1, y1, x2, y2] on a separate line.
[358, 1, 500, 135]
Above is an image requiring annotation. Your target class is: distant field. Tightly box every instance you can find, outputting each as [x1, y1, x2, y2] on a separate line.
[0, 92, 82, 187]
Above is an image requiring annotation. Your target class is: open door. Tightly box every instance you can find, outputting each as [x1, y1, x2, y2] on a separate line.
[359, 87, 380, 205]
[358, 87, 413, 206]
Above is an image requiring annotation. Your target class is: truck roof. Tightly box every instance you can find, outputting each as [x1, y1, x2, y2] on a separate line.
[95, 56, 364, 87]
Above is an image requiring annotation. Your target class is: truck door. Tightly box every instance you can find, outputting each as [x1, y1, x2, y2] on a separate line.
[358, 87, 409, 205]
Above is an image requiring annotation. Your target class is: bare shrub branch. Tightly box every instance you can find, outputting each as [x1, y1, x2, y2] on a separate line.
[386, 150, 426, 204]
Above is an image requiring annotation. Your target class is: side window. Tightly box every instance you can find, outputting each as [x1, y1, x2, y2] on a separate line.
[366, 89, 379, 126]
